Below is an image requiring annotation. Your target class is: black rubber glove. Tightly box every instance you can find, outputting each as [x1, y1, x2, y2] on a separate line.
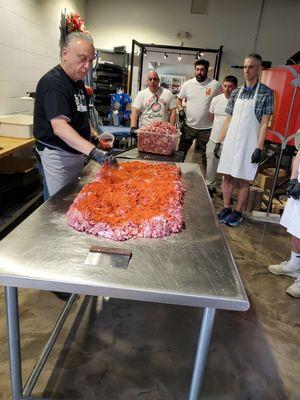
[130, 127, 137, 139]
[178, 110, 186, 124]
[214, 143, 221, 159]
[286, 178, 300, 200]
[251, 148, 262, 163]
[89, 147, 118, 167]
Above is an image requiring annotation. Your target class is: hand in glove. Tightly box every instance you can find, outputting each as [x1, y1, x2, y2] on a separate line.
[214, 143, 221, 159]
[286, 178, 300, 200]
[251, 148, 262, 163]
[130, 127, 137, 139]
[178, 110, 186, 124]
[89, 147, 118, 167]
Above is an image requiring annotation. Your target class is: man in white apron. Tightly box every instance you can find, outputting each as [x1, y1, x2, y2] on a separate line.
[206, 75, 238, 196]
[215, 53, 274, 226]
[268, 139, 300, 298]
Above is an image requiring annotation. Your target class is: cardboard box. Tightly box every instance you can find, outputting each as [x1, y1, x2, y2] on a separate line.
[254, 168, 286, 190]
[262, 194, 287, 214]
[246, 186, 264, 212]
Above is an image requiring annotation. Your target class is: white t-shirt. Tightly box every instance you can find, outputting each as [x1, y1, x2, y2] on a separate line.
[209, 93, 230, 143]
[132, 87, 176, 127]
[178, 77, 222, 130]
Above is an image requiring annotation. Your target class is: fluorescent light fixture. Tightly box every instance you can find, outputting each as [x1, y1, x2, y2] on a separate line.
[178, 54, 182, 61]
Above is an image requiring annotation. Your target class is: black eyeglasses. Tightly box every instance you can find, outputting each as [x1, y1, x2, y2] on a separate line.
[148, 78, 158, 81]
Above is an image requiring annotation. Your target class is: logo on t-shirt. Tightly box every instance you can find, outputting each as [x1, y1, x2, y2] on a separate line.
[151, 102, 162, 112]
[74, 93, 87, 112]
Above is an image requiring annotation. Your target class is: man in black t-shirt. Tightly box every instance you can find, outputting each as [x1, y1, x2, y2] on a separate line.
[34, 32, 116, 199]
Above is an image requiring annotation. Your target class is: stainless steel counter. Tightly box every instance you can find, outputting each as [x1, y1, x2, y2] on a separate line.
[116, 147, 185, 162]
[0, 160, 249, 400]
[0, 161, 248, 310]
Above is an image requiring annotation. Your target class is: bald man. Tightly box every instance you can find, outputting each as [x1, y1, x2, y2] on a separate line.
[34, 32, 116, 200]
[130, 71, 176, 132]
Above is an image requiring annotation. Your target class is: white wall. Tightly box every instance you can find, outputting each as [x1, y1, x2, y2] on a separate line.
[0, 0, 85, 116]
[86, 0, 300, 84]
[1, 0, 298, 115]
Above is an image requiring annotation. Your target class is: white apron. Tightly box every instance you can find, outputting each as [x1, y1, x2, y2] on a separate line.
[280, 164, 300, 239]
[217, 83, 260, 181]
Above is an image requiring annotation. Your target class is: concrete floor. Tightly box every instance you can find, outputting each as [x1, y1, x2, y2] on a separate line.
[0, 145, 299, 399]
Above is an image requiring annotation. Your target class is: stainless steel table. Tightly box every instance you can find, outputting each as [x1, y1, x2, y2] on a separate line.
[116, 146, 185, 162]
[0, 161, 249, 400]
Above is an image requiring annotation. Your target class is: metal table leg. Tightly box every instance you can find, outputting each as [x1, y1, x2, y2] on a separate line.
[5, 286, 23, 400]
[188, 307, 216, 400]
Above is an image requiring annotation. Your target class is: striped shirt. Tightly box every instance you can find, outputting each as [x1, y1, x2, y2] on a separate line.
[225, 81, 274, 123]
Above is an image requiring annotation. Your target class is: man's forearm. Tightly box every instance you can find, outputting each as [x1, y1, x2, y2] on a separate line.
[257, 115, 271, 150]
[51, 118, 94, 155]
[169, 108, 176, 125]
[176, 97, 183, 110]
[216, 116, 231, 143]
[130, 108, 139, 127]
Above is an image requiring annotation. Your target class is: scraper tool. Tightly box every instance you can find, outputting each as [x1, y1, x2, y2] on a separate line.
[85, 246, 132, 269]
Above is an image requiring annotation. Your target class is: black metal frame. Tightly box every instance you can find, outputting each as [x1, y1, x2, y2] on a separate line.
[129, 39, 223, 95]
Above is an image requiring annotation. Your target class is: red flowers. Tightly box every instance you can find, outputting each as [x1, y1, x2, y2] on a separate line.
[66, 12, 88, 34]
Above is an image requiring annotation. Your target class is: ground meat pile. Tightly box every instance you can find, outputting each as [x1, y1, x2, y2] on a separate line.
[138, 121, 180, 155]
[66, 161, 185, 241]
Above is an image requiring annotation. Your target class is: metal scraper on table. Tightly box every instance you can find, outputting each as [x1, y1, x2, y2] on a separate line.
[85, 246, 132, 269]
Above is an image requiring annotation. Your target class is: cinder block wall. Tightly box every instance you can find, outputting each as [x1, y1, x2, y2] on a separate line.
[0, 0, 85, 116]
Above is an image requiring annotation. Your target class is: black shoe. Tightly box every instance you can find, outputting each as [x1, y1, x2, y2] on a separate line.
[52, 291, 71, 301]
[208, 187, 217, 197]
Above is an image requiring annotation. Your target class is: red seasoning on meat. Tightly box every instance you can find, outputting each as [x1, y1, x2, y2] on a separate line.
[138, 121, 181, 155]
[66, 161, 185, 241]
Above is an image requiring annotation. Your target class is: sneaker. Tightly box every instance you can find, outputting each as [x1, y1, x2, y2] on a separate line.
[286, 277, 300, 298]
[268, 260, 300, 278]
[225, 210, 243, 227]
[217, 207, 232, 223]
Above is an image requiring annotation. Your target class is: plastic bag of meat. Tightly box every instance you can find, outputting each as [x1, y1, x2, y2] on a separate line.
[138, 121, 181, 155]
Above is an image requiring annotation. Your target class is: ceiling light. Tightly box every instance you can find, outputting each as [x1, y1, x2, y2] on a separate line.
[200, 52, 204, 56]
[178, 54, 182, 61]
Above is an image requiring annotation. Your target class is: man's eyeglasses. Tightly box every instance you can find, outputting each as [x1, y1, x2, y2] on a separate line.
[148, 78, 158, 81]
